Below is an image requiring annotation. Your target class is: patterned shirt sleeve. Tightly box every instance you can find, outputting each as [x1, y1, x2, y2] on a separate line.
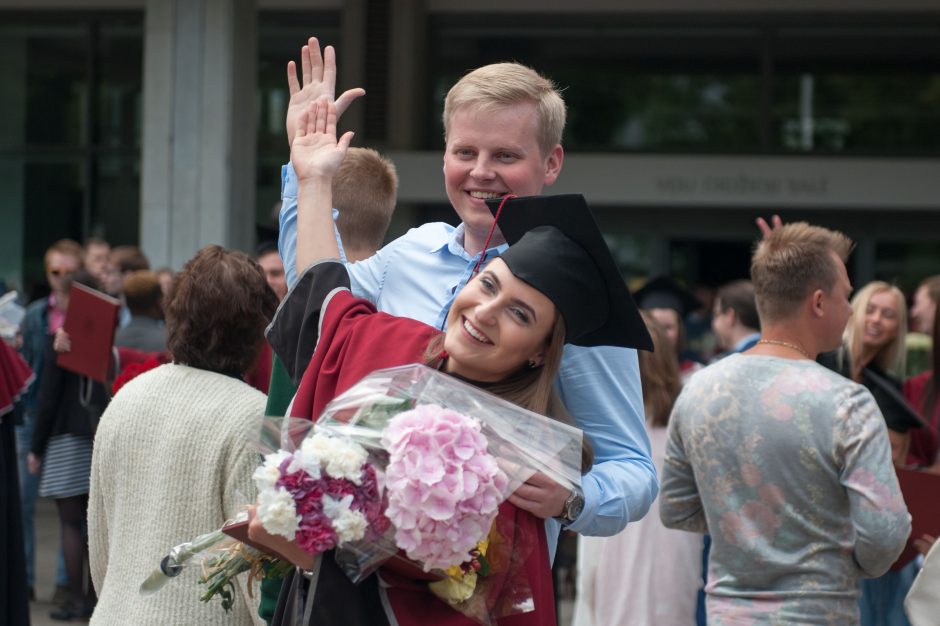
[659, 390, 707, 533]
[835, 385, 911, 577]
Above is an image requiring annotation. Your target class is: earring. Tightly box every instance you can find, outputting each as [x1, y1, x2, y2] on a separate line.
[527, 360, 539, 369]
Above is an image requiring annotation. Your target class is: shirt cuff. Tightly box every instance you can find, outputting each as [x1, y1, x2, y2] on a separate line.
[281, 162, 298, 199]
[565, 473, 601, 533]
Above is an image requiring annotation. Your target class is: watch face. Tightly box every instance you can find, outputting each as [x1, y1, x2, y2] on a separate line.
[566, 490, 584, 521]
[569, 496, 584, 519]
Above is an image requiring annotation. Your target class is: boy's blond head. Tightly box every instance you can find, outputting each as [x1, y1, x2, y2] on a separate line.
[333, 148, 398, 253]
[443, 62, 566, 157]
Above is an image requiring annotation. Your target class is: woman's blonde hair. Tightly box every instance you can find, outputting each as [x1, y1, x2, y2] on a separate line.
[844, 281, 907, 375]
[639, 312, 682, 428]
[424, 311, 594, 473]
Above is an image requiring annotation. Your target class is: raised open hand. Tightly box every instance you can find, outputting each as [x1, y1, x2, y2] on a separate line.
[285, 37, 365, 148]
[290, 97, 354, 182]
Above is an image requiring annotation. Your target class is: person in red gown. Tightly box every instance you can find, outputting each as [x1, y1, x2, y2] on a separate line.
[247, 99, 651, 626]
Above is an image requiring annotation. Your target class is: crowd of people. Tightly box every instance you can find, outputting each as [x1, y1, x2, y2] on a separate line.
[0, 34, 937, 626]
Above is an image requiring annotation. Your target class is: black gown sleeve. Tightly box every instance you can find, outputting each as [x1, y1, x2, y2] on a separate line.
[30, 339, 64, 457]
[862, 367, 925, 433]
[265, 260, 351, 387]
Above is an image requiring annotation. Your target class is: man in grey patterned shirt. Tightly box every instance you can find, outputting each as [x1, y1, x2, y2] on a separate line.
[661, 222, 910, 625]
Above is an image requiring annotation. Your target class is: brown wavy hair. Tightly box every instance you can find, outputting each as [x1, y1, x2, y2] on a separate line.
[165, 245, 278, 374]
[640, 311, 682, 428]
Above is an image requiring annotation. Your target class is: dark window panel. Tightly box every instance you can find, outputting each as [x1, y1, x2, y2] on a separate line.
[23, 27, 87, 148]
[97, 20, 144, 150]
[255, 10, 340, 228]
[21, 159, 85, 299]
[427, 15, 940, 156]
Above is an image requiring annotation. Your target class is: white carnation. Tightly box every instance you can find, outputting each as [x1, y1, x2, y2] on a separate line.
[322, 494, 368, 544]
[257, 487, 300, 540]
[253, 450, 291, 492]
[304, 434, 367, 485]
[291, 443, 323, 479]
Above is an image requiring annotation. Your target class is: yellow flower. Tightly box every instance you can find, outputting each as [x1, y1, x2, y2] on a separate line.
[427, 536, 490, 605]
[429, 571, 477, 604]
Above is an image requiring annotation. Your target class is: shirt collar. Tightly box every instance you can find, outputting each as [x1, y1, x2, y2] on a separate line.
[733, 331, 762, 353]
[431, 223, 509, 262]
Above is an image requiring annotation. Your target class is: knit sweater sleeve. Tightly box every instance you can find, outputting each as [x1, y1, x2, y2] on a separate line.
[88, 414, 111, 594]
[223, 392, 267, 626]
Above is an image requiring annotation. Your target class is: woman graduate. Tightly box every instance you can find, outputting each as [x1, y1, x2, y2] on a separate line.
[248, 98, 652, 625]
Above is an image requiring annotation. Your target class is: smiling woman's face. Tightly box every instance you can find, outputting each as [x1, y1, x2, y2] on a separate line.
[859, 289, 902, 352]
[443, 258, 556, 383]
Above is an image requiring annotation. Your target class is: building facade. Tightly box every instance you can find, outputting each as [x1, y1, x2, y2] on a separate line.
[2, 0, 939, 300]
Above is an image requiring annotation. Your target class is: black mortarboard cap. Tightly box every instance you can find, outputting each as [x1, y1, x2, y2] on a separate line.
[485, 194, 653, 351]
[634, 276, 702, 317]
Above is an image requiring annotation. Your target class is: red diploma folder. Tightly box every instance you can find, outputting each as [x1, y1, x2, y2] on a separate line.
[891, 467, 940, 570]
[56, 283, 121, 383]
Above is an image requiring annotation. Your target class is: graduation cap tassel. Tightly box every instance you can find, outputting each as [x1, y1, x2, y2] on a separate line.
[472, 194, 517, 276]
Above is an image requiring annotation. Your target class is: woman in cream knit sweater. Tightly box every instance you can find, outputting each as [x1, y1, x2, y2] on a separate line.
[88, 246, 277, 626]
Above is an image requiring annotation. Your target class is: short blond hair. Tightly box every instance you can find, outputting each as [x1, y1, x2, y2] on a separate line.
[443, 62, 566, 157]
[44, 239, 84, 268]
[750, 222, 854, 323]
[333, 148, 398, 253]
[844, 281, 907, 375]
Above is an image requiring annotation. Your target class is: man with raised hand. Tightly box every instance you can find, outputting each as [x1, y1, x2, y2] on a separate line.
[276, 38, 656, 554]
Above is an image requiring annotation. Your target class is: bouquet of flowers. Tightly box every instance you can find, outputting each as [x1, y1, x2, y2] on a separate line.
[144, 364, 583, 624]
[266, 364, 583, 623]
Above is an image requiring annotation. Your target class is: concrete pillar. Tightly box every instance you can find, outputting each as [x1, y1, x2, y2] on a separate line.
[140, 0, 257, 270]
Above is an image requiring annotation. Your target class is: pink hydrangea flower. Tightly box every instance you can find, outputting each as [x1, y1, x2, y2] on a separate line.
[382, 405, 508, 571]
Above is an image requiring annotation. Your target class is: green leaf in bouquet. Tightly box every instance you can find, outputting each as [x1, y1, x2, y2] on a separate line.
[476, 553, 491, 578]
[353, 397, 414, 430]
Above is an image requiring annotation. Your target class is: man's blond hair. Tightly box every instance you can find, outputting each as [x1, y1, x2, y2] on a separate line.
[333, 148, 398, 253]
[443, 62, 566, 157]
[750, 222, 854, 323]
[44, 239, 84, 267]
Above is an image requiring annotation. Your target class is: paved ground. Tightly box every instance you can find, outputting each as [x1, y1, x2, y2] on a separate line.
[30, 497, 79, 626]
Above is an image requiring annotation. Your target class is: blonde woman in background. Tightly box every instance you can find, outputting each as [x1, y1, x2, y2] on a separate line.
[572, 312, 702, 626]
[819, 281, 918, 461]
[819, 281, 921, 626]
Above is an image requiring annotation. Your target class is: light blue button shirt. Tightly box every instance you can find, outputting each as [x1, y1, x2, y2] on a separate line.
[280, 163, 657, 559]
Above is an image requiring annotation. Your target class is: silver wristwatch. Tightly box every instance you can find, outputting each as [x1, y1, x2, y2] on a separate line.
[556, 486, 584, 523]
